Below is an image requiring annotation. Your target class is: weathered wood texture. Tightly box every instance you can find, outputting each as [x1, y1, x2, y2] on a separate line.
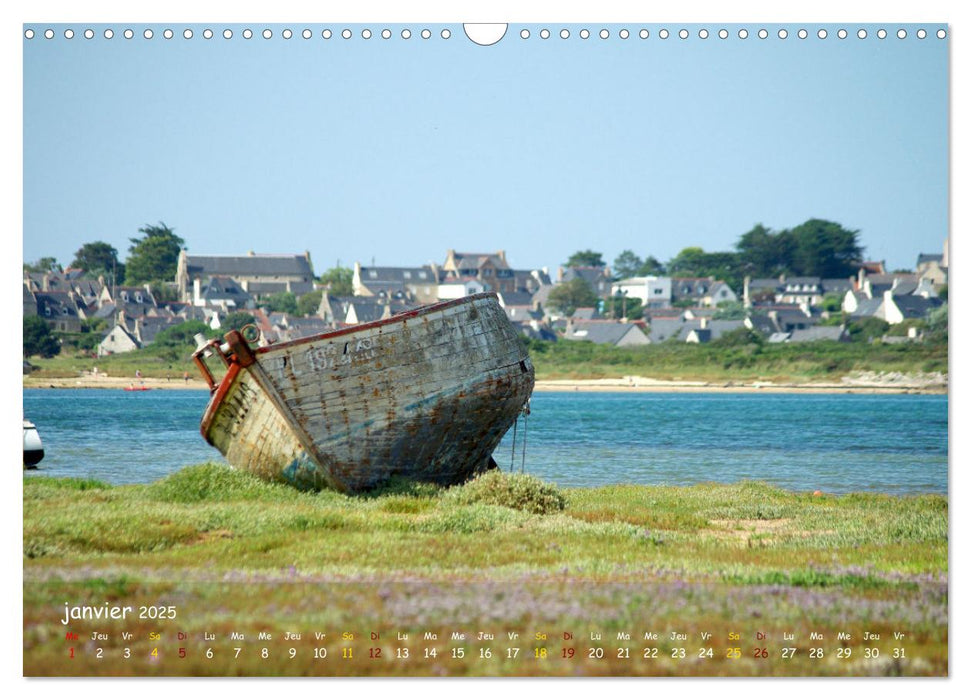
[200, 293, 534, 492]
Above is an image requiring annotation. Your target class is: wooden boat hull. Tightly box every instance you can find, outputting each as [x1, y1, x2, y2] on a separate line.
[195, 293, 535, 492]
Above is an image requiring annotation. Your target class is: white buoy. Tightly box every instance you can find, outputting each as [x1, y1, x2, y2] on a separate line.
[23, 419, 44, 467]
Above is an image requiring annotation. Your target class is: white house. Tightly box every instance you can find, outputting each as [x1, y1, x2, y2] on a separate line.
[611, 276, 672, 308]
[437, 277, 486, 300]
[97, 324, 140, 356]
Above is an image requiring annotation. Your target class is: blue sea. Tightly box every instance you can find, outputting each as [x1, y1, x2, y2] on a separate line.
[23, 389, 948, 495]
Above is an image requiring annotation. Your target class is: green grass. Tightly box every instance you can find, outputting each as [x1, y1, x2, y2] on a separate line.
[24, 464, 946, 578]
[524, 337, 948, 383]
[22, 466, 948, 676]
[25, 334, 948, 385]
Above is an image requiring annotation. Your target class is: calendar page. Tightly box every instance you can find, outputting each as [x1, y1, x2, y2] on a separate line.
[21, 9, 951, 682]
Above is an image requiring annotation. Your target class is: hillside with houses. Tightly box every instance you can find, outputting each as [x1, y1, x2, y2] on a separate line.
[23, 218, 948, 369]
[24, 244, 947, 363]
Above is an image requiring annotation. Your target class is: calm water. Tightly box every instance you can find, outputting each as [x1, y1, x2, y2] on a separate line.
[23, 389, 948, 495]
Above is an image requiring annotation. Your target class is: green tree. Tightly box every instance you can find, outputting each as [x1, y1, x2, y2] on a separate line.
[712, 300, 747, 320]
[263, 291, 299, 314]
[788, 219, 863, 278]
[70, 241, 124, 281]
[564, 250, 605, 268]
[711, 327, 764, 347]
[319, 267, 353, 296]
[23, 257, 62, 274]
[820, 293, 844, 313]
[23, 316, 61, 358]
[125, 222, 185, 285]
[848, 317, 890, 343]
[925, 304, 947, 343]
[613, 250, 644, 279]
[153, 320, 212, 346]
[604, 294, 643, 320]
[735, 224, 795, 277]
[546, 278, 599, 316]
[667, 247, 743, 290]
[297, 289, 324, 317]
[638, 255, 667, 276]
[221, 311, 257, 333]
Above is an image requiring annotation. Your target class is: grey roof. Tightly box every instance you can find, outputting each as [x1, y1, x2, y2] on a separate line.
[561, 267, 610, 292]
[867, 273, 918, 287]
[773, 310, 817, 331]
[889, 280, 919, 296]
[672, 278, 709, 296]
[245, 280, 315, 297]
[917, 253, 943, 265]
[34, 291, 80, 318]
[450, 252, 510, 270]
[513, 269, 552, 291]
[788, 326, 849, 342]
[498, 291, 534, 307]
[784, 276, 822, 287]
[850, 297, 883, 318]
[134, 315, 185, 344]
[280, 317, 332, 341]
[199, 276, 253, 307]
[186, 254, 314, 279]
[571, 307, 600, 321]
[564, 320, 647, 346]
[890, 295, 944, 319]
[649, 318, 700, 343]
[360, 266, 438, 284]
[821, 278, 854, 295]
[746, 314, 776, 335]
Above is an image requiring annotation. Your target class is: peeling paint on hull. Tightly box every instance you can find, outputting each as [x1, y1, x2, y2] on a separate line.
[195, 293, 535, 493]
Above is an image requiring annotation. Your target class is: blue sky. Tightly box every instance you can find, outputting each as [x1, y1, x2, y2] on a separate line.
[22, 21, 948, 275]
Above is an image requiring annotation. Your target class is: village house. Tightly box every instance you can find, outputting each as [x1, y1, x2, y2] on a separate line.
[916, 253, 947, 285]
[443, 250, 517, 295]
[669, 277, 737, 308]
[563, 319, 649, 347]
[176, 250, 315, 302]
[32, 290, 85, 333]
[876, 290, 944, 325]
[190, 276, 255, 310]
[352, 263, 440, 303]
[437, 277, 487, 300]
[97, 324, 139, 356]
[611, 276, 672, 308]
[559, 265, 613, 298]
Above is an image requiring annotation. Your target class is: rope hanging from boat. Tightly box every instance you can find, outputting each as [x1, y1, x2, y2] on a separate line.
[509, 413, 519, 471]
[520, 400, 530, 473]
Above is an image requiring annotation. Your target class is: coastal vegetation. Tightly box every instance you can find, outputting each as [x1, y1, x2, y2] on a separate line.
[24, 466, 946, 675]
[523, 334, 948, 383]
[24, 328, 947, 385]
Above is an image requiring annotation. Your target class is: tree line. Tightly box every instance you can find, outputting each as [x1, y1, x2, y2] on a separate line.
[609, 218, 865, 291]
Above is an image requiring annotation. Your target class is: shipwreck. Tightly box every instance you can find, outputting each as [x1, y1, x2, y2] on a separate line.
[193, 292, 535, 493]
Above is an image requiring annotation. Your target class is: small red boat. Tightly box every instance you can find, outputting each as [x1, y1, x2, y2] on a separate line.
[124, 386, 152, 392]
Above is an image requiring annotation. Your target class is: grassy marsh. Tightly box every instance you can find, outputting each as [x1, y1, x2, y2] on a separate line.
[23, 465, 947, 676]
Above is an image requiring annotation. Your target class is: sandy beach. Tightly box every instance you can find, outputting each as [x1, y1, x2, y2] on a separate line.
[24, 371, 947, 394]
[534, 373, 948, 394]
[23, 374, 211, 391]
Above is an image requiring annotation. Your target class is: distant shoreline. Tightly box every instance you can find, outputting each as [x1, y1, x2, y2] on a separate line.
[534, 376, 948, 395]
[24, 374, 947, 395]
